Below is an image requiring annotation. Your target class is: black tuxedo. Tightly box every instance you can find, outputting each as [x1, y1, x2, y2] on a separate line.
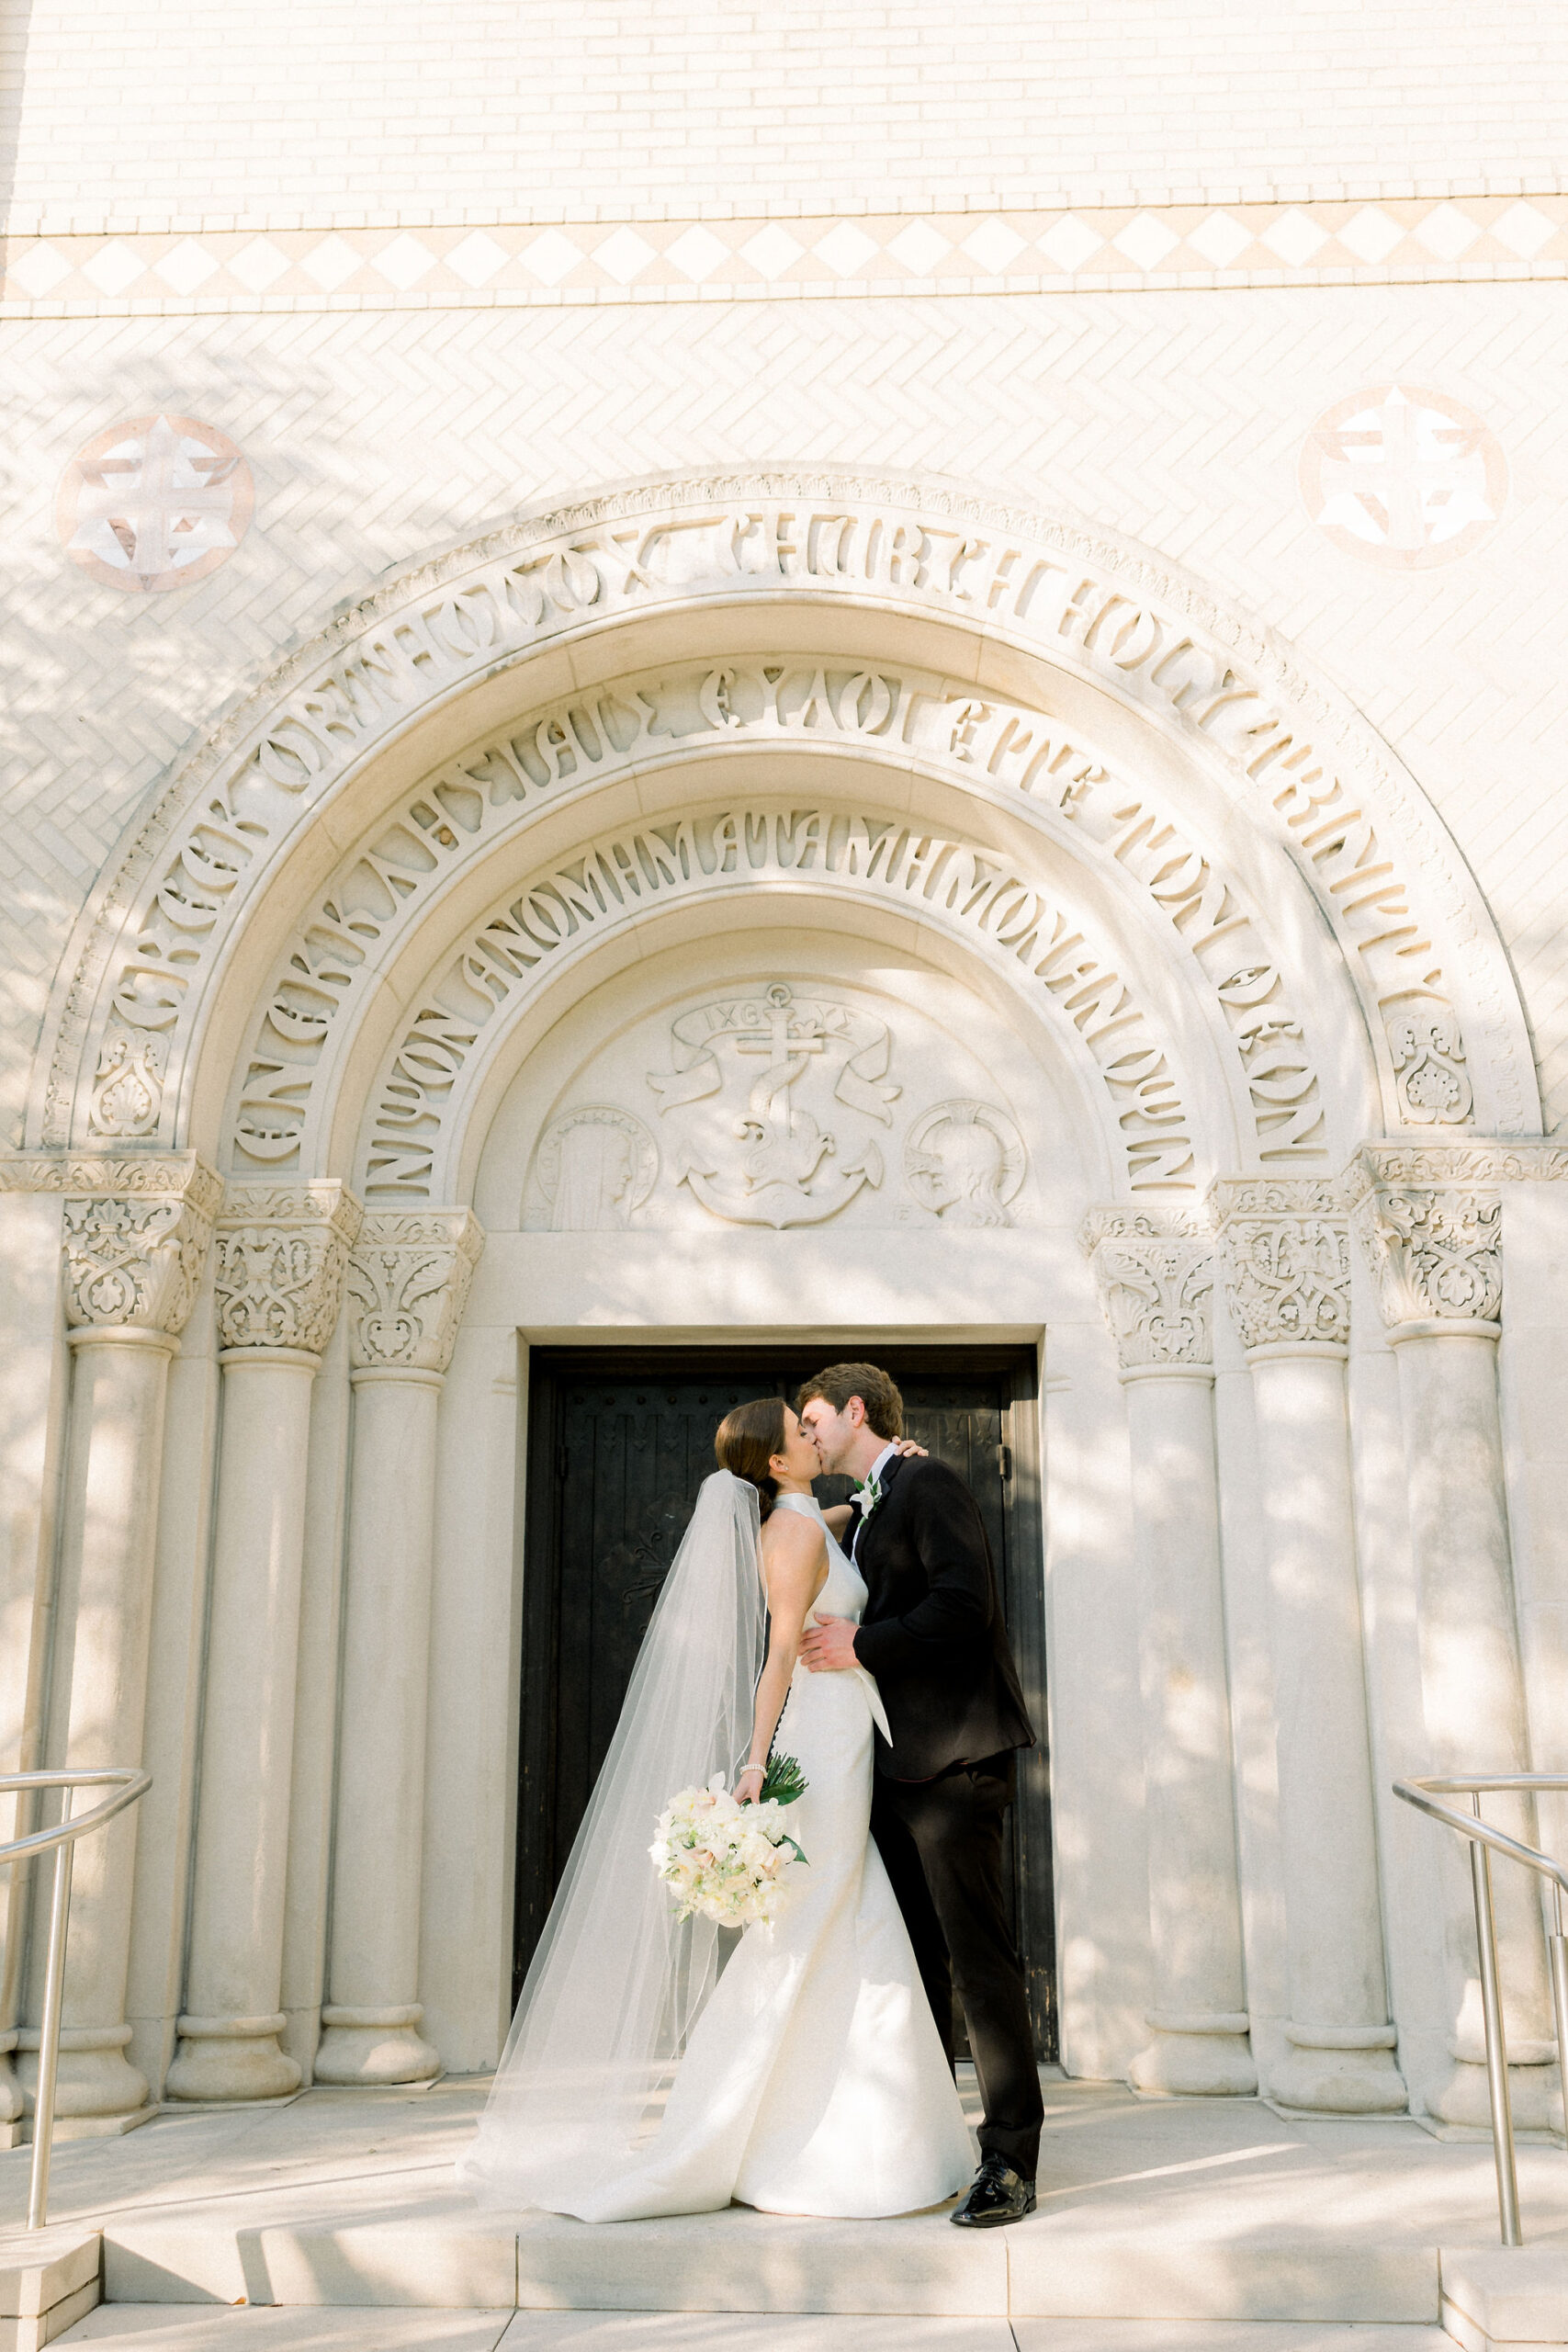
[850, 1451, 1044, 2180]
[851, 1454, 1035, 1782]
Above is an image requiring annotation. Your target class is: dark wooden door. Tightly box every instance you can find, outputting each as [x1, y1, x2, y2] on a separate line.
[516, 1346, 1055, 2056]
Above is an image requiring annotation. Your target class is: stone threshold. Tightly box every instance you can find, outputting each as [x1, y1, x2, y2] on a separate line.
[101, 2202, 1445, 2324]
[6, 2082, 1568, 2334]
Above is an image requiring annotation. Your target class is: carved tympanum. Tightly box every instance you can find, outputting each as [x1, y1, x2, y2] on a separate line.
[1211, 1178, 1350, 1351]
[1082, 1207, 1214, 1368]
[214, 1182, 361, 1355]
[345, 1210, 484, 1374]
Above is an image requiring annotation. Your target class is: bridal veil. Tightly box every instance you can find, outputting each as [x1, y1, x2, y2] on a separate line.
[460, 1468, 765, 2206]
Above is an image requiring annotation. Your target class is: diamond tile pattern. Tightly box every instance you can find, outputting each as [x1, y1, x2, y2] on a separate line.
[1338, 208, 1406, 265]
[6, 197, 1565, 316]
[0, 285, 1565, 1149]
[1260, 209, 1328, 266]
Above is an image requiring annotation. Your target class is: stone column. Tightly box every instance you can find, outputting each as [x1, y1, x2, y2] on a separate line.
[1348, 1143, 1554, 2127]
[1213, 1179, 1405, 2113]
[1084, 1209, 1255, 2096]
[18, 1158, 220, 2125]
[165, 1182, 359, 2102]
[314, 1210, 483, 2085]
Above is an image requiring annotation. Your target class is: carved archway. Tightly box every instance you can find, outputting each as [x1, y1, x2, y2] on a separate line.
[31, 469, 1539, 1182]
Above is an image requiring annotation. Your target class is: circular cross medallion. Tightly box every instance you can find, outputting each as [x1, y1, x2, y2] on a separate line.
[1300, 384, 1506, 570]
[58, 413, 254, 593]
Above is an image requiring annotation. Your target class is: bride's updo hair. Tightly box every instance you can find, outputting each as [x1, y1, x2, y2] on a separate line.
[715, 1396, 787, 1520]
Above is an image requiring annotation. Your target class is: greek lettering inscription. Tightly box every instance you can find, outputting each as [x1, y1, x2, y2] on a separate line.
[360, 806, 1195, 1202]
[226, 652, 1329, 1177]
[79, 488, 1485, 1160]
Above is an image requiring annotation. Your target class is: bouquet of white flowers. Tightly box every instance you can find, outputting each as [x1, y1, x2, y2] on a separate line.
[649, 1754, 809, 1930]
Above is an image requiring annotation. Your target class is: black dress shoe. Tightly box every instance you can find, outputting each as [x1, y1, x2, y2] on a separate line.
[950, 2154, 1036, 2227]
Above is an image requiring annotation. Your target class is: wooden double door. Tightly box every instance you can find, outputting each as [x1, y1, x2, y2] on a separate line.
[516, 1345, 1055, 2057]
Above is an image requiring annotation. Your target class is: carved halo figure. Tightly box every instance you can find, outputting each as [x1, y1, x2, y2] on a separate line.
[530, 1106, 659, 1232]
[904, 1100, 1026, 1227]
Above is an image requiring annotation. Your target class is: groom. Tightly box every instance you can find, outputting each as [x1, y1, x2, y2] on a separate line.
[797, 1363, 1043, 2228]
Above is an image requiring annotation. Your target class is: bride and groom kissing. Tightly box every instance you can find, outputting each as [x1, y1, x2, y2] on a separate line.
[463, 1361, 1043, 2230]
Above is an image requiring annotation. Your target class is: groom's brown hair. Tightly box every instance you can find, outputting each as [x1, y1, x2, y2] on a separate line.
[796, 1361, 904, 1441]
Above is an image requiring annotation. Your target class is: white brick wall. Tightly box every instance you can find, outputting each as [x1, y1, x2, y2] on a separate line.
[5, 0, 1567, 236]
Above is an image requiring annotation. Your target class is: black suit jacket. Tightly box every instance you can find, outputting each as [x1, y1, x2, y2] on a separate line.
[850, 1453, 1036, 1781]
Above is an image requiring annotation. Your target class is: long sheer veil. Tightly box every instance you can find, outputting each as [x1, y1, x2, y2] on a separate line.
[460, 1468, 765, 2206]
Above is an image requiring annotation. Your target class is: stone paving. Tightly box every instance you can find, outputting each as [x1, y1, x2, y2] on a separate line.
[0, 2074, 1562, 2345]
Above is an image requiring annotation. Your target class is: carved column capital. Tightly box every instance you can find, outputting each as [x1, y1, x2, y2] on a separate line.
[1343, 1143, 1503, 1330]
[1210, 1176, 1350, 1351]
[9, 1153, 227, 1338]
[345, 1210, 485, 1375]
[214, 1182, 362, 1357]
[1080, 1208, 1213, 1370]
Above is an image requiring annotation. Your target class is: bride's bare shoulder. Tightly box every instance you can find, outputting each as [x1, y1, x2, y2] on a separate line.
[760, 1504, 828, 1594]
[761, 1507, 822, 1560]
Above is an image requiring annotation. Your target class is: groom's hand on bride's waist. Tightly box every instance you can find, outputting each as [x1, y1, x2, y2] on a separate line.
[800, 1615, 859, 1672]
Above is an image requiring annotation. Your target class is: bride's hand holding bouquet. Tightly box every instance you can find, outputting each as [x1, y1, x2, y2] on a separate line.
[650, 1753, 809, 1930]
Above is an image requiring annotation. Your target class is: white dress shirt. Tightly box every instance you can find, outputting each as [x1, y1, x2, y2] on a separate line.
[850, 1438, 900, 1562]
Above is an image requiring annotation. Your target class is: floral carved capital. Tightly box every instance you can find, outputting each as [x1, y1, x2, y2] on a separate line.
[60, 1157, 222, 1337]
[1344, 1145, 1502, 1329]
[1211, 1176, 1350, 1351]
[214, 1181, 363, 1355]
[1081, 1207, 1213, 1369]
[345, 1210, 485, 1374]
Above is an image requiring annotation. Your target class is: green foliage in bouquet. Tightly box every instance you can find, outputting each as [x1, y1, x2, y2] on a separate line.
[761, 1751, 807, 1806]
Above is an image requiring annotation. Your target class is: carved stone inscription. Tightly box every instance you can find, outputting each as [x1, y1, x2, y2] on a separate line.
[363, 807, 1196, 1202]
[226, 655, 1327, 1179]
[64, 478, 1502, 1165]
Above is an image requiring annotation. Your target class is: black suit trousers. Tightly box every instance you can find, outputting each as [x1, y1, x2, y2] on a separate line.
[870, 1756, 1043, 2180]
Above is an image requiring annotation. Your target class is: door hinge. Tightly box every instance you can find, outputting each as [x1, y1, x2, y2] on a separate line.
[997, 1442, 1011, 1481]
[556, 1442, 570, 1484]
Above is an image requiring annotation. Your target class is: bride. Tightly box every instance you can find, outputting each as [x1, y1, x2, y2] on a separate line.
[460, 1396, 974, 2222]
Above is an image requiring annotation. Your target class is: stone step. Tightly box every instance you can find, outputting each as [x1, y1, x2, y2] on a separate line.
[98, 2199, 1445, 2324]
[0, 2224, 101, 2352]
[55, 2312, 1461, 2351]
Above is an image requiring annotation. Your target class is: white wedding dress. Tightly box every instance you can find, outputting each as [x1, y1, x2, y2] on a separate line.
[529, 1494, 973, 2222]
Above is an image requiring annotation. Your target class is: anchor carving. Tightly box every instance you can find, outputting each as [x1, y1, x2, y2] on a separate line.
[650, 983, 894, 1229]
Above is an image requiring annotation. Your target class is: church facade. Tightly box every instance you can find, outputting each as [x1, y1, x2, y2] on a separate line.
[1, 2, 1566, 2142]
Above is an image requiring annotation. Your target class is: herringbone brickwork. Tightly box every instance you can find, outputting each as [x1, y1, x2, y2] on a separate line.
[2, 284, 1564, 1137]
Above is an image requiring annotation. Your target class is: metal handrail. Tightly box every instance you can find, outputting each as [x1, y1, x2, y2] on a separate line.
[1393, 1773, 1568, 2247]
[0, 1768, 151, 2229]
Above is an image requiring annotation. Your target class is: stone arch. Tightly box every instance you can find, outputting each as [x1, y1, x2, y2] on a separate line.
[214, 649, 1378, 1203]
[29, 469, 1539, 1170]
